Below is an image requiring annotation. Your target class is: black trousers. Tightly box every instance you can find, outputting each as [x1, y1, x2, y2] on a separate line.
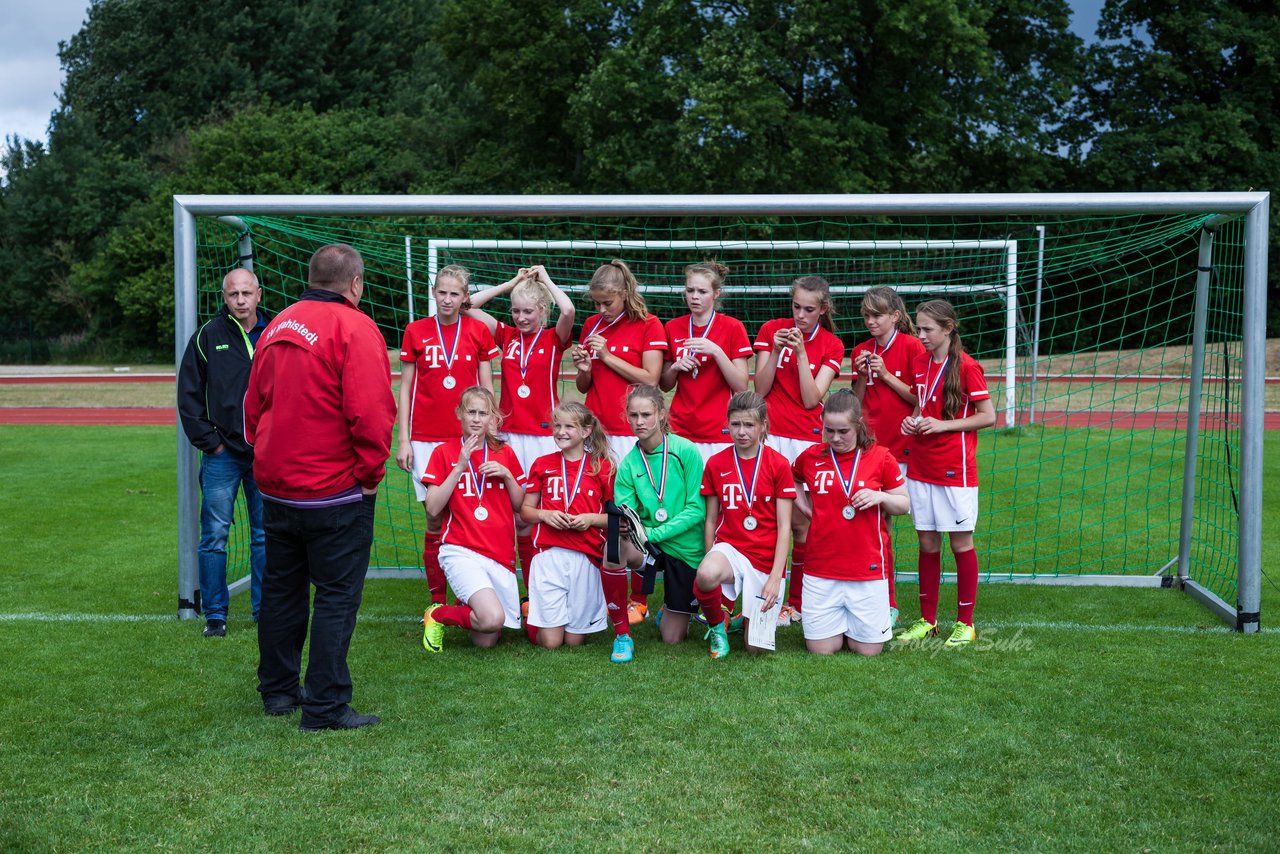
[257, 494, 375, 724]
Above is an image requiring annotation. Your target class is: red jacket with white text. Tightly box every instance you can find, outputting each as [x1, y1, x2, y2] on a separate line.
[244, 290, 396, 500]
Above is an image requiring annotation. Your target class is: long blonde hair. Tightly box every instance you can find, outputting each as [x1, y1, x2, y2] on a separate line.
[436, 264, 473, 312]
[588, 259, 647, 322]
[456, 386, 506, 450]
[551, 401, 613, 476]
[510, 276, 552, 326]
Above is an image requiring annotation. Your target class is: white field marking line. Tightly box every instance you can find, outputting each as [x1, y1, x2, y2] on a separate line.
[0, 613, 1248, 634]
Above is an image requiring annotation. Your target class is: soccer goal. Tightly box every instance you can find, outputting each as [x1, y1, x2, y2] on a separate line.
[173, 193, 1269, 632]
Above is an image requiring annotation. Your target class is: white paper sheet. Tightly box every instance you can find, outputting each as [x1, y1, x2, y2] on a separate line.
[744, 595, 782, 651]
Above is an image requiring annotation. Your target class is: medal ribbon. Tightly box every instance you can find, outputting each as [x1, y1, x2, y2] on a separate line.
[466, 443, 489, 506]
[639, 436, 668, 506]
[517, 328, 543, 380]
[560, 453, 587, 511]
[733, 445, 762, 512]
[587, 313, 622, 339]
[873, 328, 897, 358]
[435, 316, 461, 373]
[829, 447, 863, 507]
[688, 310, 717, 349]
[923, 356, 949, 412]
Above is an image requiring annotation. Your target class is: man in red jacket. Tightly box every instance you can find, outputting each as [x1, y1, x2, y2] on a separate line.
[244, 243, 396, 731]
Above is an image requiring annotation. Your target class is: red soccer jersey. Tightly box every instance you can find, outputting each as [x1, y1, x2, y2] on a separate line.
[701, 444, 797, 574]
[422, 438, 525, 569]
[903, 351, 990, 487]
[525, 452, 615, 560]
[400, 316, 500, 442]
[793, 443, 904, 582]
[851, 332, 927, 457]
[753, 318, 845, 442]
[494, 322, 568, 436]
[579, 313, 668, 434]
[665, 312, 753, 442]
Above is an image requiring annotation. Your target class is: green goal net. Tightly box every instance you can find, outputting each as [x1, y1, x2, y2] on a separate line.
[181, 203, 1257, 626]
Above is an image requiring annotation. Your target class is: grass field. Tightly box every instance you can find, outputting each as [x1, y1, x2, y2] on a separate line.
[1, 423, 1278, 851]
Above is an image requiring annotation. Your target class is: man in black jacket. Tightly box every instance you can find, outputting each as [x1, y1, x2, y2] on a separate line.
[178, 268, 272, 637]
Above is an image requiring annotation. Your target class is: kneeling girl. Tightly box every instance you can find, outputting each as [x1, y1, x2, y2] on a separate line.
[792, 390, 909, 655]
[694, 391, 796, 658]
[520, 402, 627, 654]
[421, 387, 526, 651]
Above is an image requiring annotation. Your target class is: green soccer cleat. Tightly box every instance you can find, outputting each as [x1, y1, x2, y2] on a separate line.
[889, 606, 900, 628]
[611, 633, 635, 663]
[943, 621, 976, 649]
[724, 607, 744, 634]
[422, 605, 444, 653]
[654, 606, 663, 631]
[895, 617, 937, 642]
[705, 622, 730, 660]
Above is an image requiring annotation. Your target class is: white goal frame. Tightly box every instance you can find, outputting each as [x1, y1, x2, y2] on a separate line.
[173, 193, 1268, 633]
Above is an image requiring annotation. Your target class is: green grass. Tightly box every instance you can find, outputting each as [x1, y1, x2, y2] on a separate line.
[1, 425, 1278, 851]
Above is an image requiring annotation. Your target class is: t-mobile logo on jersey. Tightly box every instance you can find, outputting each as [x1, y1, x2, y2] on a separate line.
[544, 475, 565, 503]
[456, 471, 481, 497]
[811, 470, 836, 494]
[420, 341, 448, 368]
[504, 340, 522, 360]
[720, 483, 746, 509]
[777, 346, 794, 368]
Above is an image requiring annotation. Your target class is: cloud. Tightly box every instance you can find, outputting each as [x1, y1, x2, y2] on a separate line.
[0, 0, 90, 145]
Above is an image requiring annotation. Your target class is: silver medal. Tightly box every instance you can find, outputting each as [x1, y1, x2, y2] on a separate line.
[473, 506, 488, 521]
[743, 515, 758, 531]
[517, 384, 531, 399]
[443, 375, 457, 390]
[842, 505, 856, 521]
[654, 508, 669, 523]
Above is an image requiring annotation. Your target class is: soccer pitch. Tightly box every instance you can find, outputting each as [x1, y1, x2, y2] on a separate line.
[1, 424, 1277, 851]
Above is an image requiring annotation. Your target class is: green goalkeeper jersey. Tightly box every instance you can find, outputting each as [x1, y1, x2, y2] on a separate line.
[614, 432, 706, 568]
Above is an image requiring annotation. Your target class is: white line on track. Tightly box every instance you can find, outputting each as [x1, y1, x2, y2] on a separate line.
[0, 613, 1249, 633]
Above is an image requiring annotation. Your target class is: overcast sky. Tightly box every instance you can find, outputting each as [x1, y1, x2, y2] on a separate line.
[0, 0, 1107, 149]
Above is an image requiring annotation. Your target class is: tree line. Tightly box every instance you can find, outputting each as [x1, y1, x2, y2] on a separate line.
[0, 0, 1275, 360]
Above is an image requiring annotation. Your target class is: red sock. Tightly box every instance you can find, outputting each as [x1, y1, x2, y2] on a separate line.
[423, 530, 446, 605]
[918, 550, 942, 625]
[600, 568, 630, 637]
[695, 582, 725, 625]
[887, 568, 898, 609]
[721, 592, 737, 615]
[787, 541, 806, 611]
[954, 548, 979, 626]
[524, 620, 539, 644]
[517, 535, 537, 591]
[630, 570, 648, 608]
[431, 603, 472, 630]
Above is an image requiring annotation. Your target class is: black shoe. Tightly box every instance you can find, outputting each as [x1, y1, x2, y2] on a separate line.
[202, 619, 226, 637]
[263, 685, 308, 716]
[299, 708, 380, 732]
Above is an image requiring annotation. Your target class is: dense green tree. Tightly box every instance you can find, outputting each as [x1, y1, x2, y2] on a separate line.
[1078, 0, 1279, 192]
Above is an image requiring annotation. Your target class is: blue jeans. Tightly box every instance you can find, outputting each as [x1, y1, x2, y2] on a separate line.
[198, 448, 265, 620]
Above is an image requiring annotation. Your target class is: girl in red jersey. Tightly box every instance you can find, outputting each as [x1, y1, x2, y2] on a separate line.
[660, 262, 752, 462]
[520, 402, 626, 655]
[792, 390, 909, 655]
[694, 391, 796, 659]
[752, 275, 845, 627]
[420, 387, 526, 652]
[571, 259, 667, 464]
[895, 300, 995, 649]
[570, 259, 668, 624]
[466, 265, 576, 596]
[850, 285, 926, 626]
[396, 265, 501, 608]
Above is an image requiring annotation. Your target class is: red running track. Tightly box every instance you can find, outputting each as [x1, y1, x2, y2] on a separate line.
[3, 406, 1278, 429]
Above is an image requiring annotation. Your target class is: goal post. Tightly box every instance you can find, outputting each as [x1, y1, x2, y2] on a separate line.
[173, 193, 1268, 633]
